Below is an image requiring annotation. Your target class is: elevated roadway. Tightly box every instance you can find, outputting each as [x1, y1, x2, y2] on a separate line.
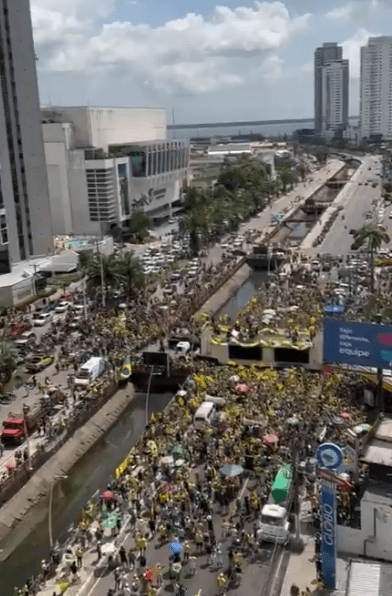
[301, 155, 382, 256]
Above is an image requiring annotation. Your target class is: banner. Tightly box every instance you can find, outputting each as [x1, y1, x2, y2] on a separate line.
[320, 481, 337, 590]
[323, 319, 392, 369]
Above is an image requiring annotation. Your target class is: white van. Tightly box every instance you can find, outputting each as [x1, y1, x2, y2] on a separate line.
[75, 357, 106, 387]
[193, 401, 216, 429]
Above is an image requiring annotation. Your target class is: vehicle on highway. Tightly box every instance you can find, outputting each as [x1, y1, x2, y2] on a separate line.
[75, 356, 106, 387]
[8, 322, 26, 338]
[258, 464, 292, 545]
[372, 182, 378, 188]
[1, 405, 47, 445]
[55, 301, 71, 313]
[25, 353, 54, 372]
[68, 315, 84, 330]
[33, 312, 53, 326]
[14, 331, 37, 350]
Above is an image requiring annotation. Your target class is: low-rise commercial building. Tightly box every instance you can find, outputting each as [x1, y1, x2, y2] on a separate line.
[42, 106, 190, 235]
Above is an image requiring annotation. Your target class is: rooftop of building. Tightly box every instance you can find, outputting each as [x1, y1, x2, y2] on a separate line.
[347, 560, 392, 596]
[362, 478, 392, 504]
[362, 416, 392, 466]
[41, 105, 165, 110]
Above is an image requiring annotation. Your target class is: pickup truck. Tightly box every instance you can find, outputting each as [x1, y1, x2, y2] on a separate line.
[1, 405, 46, 445]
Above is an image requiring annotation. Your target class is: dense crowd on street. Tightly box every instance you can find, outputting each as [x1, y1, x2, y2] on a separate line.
[7, 250, 381, 596]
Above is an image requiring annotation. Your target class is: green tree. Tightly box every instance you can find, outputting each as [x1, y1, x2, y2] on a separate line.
[353, 224, 390, 292]
[119, 250, 145, 297]
[0, 323, 17, 385]
[85, 253, 126, 294]
[128, 211, 151, 243]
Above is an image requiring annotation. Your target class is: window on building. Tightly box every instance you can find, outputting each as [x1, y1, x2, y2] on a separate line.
[228, 345, 263, 361]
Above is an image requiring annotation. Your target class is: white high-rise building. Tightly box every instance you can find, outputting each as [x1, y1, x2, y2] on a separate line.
[360, 36, 392, 140]
[321, 59, 349, 138]
[0, 0, 53, 269]
[314, 43, 343, 135]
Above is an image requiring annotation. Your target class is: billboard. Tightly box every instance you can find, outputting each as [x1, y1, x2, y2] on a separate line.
[323, 319, 392, 369]
[320, 482, 337, 590]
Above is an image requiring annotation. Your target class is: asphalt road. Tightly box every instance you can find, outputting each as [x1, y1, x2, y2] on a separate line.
[318, 155, 383, 256]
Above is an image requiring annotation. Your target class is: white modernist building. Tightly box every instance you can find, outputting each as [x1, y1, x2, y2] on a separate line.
[314, 43, 343, 135]
[0, 0, 53, 269]
[321, 59, 349, 139]
[42, 106, 189, 236]
[360, 36, 392, 140]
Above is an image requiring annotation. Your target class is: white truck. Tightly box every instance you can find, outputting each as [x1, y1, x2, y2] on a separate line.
[75, 357, 106, 387]
[257, 464, 292, 545]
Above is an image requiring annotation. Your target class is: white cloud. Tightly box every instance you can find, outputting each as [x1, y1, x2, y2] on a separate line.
[259, 55, 284, 80]
[326, 5, 353, 20]
[326, 0, 390, 22]
[32, 0, 311, 94]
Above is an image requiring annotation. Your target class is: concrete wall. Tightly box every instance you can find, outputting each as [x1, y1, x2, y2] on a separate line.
[69, 150, 102, 236]
[44, 126, 73, 236]
[337, 525, 364, 557]
[0, 387, 134, 559]
[89, 108, 167, 151]
[41, 107, 167, 152]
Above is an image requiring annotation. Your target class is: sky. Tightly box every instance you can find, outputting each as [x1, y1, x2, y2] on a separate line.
[31, 0, 392, 124]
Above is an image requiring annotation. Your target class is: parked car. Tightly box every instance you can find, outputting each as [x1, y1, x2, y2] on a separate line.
[55, 301, 71, 313]
[8, 322, 26, 338]
[14, 331, 37, 350]
[33, 312, 53, 326]
[25, 353, 54, 372]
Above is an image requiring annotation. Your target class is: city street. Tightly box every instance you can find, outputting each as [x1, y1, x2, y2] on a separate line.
[317, 155, 383, 256]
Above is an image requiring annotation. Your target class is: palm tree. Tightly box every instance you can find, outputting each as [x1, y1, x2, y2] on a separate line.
[119, 251, 145, 297]
[353, 224, 390, 292]
[85, 253, 126, 294]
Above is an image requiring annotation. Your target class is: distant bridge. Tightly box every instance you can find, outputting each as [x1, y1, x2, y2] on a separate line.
[168, 116, 359, 131]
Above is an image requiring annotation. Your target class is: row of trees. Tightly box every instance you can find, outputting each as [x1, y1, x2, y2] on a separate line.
[352, 223, 390, 292]
[181, 162, 299, 254]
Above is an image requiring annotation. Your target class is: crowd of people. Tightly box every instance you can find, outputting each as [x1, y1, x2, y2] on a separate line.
[5, 224, 387, 595]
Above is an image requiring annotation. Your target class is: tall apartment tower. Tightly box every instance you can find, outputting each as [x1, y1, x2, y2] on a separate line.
[314, 42, 343, 134]
[321, 59, 349, 137]
[360, 36, 392, 140]
[0, 0, 53, 267]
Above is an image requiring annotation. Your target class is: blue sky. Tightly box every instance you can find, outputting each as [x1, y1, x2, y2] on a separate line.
[31, 0, 392, 123]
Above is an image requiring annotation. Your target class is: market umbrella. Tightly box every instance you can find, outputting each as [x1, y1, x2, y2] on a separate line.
[340, 412, 351, 419]
[219, 464, 244, 478]
[229, 375, 240, 383]
[174, 459, 185, 467]
[160, 456, 174, 466]
[286, 416, 300, 426]
[171, 446, 187, 460]
[353, 423, 372, 434]
[101, 542, 117, 555]
[102, 513, 120, 530]
[331, 417, 344, 426]
[169, 542, 183, 555]
[176, 390, 187, 397]
[235, 383, 250, 393]
[263, 434, 279, 447]
[101, 490, 114, 500]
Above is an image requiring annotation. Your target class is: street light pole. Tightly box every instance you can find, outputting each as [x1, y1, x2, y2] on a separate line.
[49, 475, 68, 549]
[145, 366, 154, 428]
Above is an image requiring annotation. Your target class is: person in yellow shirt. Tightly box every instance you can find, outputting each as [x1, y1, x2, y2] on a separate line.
[217, 572, 227, 595]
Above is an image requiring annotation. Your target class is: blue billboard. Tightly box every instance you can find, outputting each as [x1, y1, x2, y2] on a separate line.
[320, 482, 337, 590]
[323, 319, 392, 369]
